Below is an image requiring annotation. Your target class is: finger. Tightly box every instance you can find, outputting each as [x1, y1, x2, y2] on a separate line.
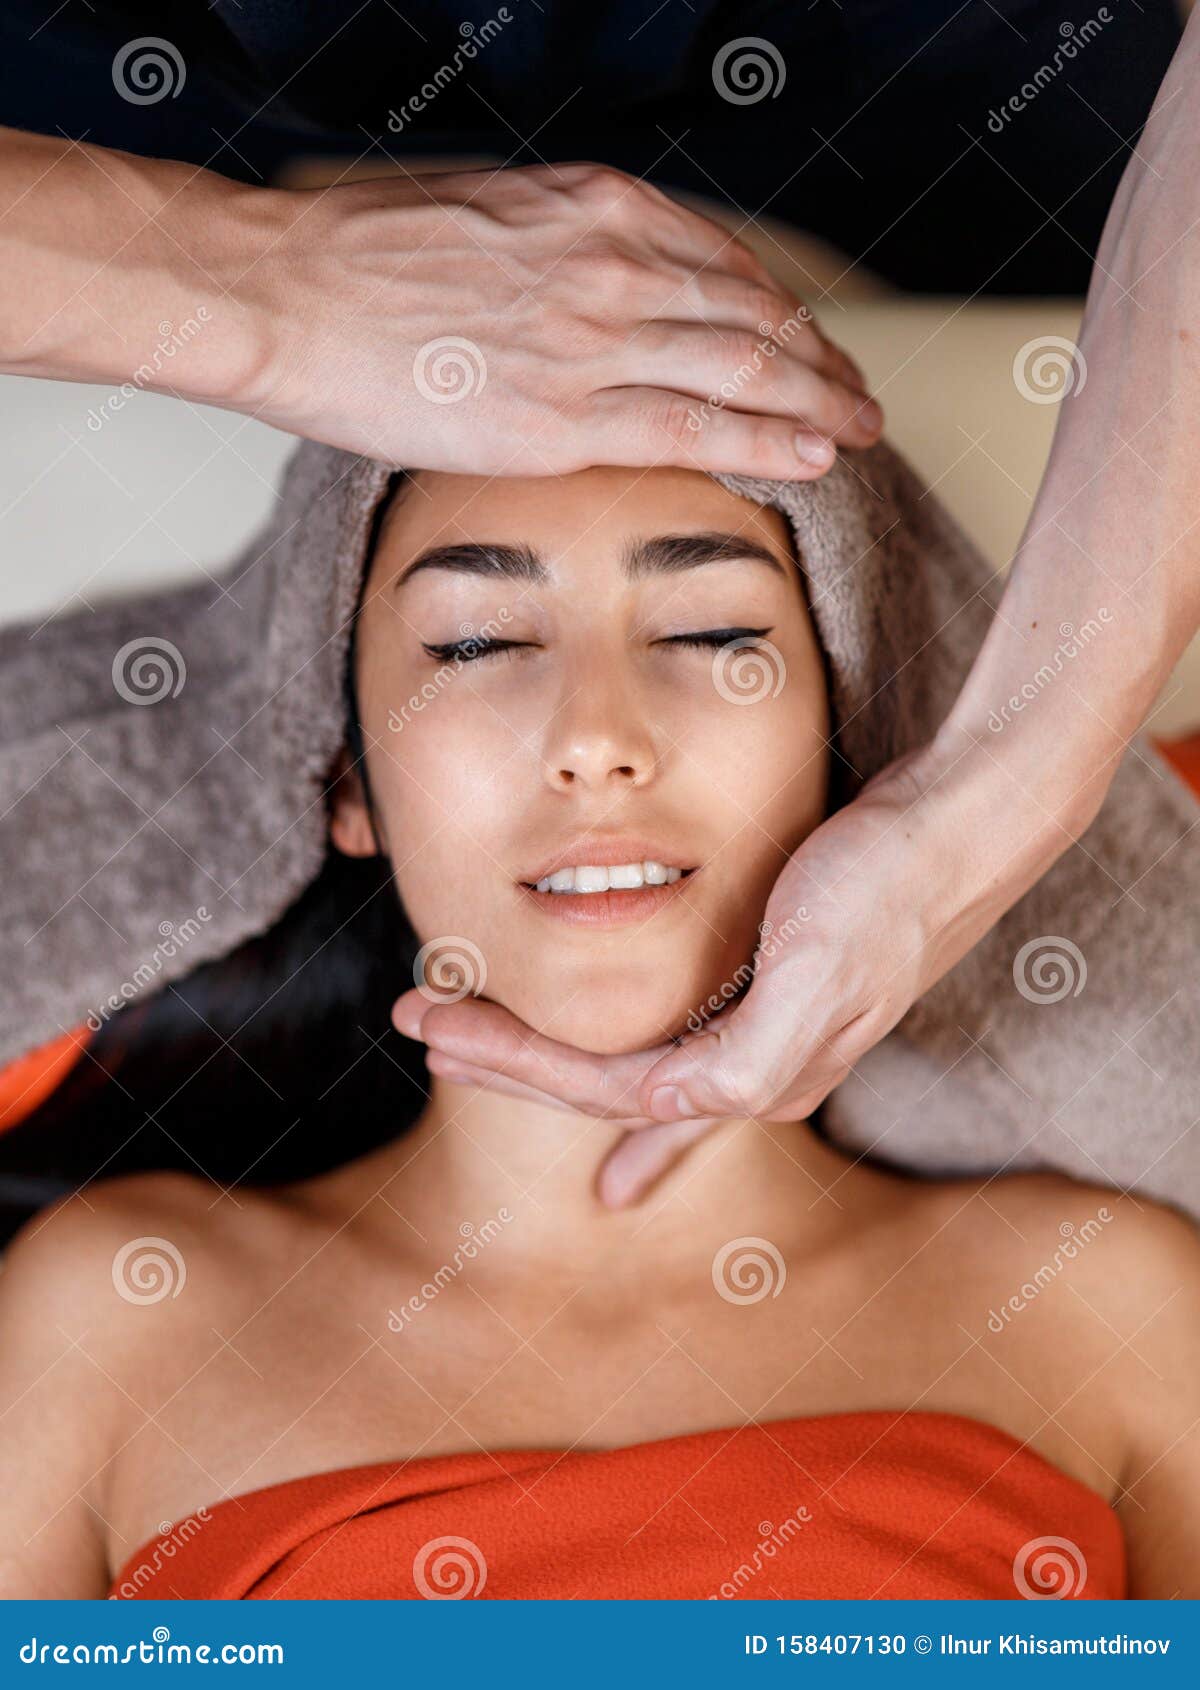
[424, 1049, 654, 1126]
[657, 269, 868, 390]
[392, 992, 672, 1120]
[391, 987, 433, 1041]
[583, 385, 838, 478]
[636, 1002, 855, 1124]
[629, 193, 781, 289]
[598, 1118, 723, 1209]
[615, 322, 882, 444]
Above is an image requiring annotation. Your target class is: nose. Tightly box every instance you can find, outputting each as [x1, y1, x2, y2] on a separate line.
[542, 665, 658, 793]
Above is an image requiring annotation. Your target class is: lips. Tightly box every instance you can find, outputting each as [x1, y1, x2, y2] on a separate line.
[518, 836, 696, 888]
[517, 836, 699, 930]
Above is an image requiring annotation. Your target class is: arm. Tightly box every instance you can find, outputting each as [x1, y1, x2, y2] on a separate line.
[931, 6, 1200, 890]
[0, 128, 880, 478]
[1110, 1207, 1200, 1599]
[392, 6, 1200, 1197]
[0, 1202, 120, 1598]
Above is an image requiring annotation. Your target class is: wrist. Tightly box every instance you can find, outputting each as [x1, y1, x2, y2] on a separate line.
[182, 180, 297, 415]
[0, 132, 285, 413]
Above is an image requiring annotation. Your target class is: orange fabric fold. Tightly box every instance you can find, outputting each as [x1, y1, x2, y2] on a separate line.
[0, 1025, 89, 1134]
[110, 1412, 1124, 1601]
[1157, 728, 1200, 795]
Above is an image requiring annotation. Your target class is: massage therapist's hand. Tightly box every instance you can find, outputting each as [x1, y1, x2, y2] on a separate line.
[0, 131, 881, 478]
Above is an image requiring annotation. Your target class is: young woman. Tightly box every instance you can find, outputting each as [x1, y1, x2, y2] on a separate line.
[1, 464, 1197, 1601]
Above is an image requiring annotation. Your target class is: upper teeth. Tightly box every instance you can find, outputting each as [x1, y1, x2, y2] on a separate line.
[534, 861, 684, 894]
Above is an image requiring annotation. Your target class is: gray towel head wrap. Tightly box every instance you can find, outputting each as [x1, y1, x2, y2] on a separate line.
[1, 441, 1196, 1211]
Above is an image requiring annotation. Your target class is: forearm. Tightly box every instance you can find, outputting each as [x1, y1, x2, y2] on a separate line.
[0, 126, 276, 406]
[942, 10, 1200, 832]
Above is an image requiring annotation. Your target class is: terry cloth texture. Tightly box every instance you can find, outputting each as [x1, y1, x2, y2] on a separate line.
[1, 441, 1196, 1208]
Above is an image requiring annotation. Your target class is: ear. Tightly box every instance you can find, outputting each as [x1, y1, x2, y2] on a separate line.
[329, 751, 380, 858]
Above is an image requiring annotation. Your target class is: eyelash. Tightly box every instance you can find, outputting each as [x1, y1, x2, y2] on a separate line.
[423, 627, 774, 665]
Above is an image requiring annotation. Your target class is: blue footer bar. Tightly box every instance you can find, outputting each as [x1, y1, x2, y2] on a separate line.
[1, 1600, 1195, 1687]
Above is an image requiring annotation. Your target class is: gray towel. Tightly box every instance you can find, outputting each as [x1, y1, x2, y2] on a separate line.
[2, 442, 1196, 1211]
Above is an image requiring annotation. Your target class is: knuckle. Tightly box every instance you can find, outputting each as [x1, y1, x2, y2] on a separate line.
[708, 407, 777, 461]
[717, 327, 768, 372]
[643, 390, 705, 451]
[572, 162, 637, 212]
[585, 246, 646, 300]
[745, 284, 785, 330]
[725, 235, 771, 283]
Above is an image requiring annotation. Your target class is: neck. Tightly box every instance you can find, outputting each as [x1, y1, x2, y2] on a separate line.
[355, 1076, 857, 1276]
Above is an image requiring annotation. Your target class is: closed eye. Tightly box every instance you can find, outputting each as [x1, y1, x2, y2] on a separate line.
[423, 638, 530, 664]
[659, 626, 774, 650]
[423, 626, 775, 664]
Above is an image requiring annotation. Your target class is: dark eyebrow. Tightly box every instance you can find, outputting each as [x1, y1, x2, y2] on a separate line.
[622, 531, 788, 580]
[394, 530, 787, 589]
[394, 541, 547, 588]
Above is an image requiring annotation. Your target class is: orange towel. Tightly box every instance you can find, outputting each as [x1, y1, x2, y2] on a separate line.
[110, 1411, 1124, 1601]
[0, 1025, 89, 1134]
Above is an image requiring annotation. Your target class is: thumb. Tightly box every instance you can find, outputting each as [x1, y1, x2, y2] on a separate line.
[637, 1025, 754, 1122]
[637, 986, 842, 1123]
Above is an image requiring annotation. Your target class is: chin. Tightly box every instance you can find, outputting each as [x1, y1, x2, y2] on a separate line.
[514, 955, 751, 1057]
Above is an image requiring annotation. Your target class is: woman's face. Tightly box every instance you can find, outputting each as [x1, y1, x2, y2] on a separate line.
[335, 466, 830, 1055]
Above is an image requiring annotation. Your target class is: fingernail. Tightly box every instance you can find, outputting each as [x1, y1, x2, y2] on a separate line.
[794, 431, 835, 467]
[648, 1085, 687, 1121]
[859, 398, 883, 432]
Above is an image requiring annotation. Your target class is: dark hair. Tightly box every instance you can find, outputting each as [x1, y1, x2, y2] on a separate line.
[0, 481, 426, 1241]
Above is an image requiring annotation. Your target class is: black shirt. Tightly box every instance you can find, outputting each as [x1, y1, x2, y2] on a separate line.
[0, 1, 1182, 291]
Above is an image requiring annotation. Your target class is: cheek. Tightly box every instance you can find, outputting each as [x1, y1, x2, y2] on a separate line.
[684, 693, 828, 938]
[363, 699, 525, 981]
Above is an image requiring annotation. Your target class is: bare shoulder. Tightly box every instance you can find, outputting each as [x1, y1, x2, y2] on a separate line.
[947, 1171, 1198, 1307]
[0, 1170, 308, 1360]
[911, 1169, 1200, 1426]
[0, 1169, 326, 1597]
